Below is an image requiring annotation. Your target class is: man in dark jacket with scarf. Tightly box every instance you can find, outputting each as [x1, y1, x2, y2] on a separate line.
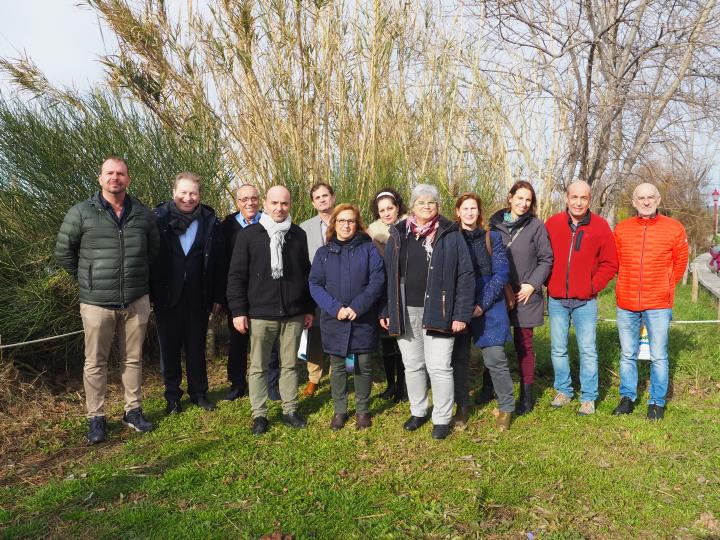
[545, 180, 618, 416]
[55, 156, 160, 443]
[150, 172, 226, 414]
[226, 185, 315, 435]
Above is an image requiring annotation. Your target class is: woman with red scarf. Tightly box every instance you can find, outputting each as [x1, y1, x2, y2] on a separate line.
[380, 184, 474, 440]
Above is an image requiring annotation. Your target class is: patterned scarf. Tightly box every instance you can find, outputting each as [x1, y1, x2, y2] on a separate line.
[259, 212, 292, 279]
[406, 214, 440, 258]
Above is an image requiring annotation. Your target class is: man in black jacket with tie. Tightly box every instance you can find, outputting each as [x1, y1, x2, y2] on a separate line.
[150, 172, 226, 414]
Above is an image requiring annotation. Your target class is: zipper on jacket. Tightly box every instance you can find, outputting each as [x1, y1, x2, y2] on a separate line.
[565, 228, 577, 298]
[119, 227, 125, 306]
[638, 224, 647, 308]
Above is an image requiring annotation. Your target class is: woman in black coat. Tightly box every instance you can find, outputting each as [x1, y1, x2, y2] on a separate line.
[483, 181, 553, 414]
[309, 204, 386, 431]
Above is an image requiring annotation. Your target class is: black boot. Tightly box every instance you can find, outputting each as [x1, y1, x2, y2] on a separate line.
[475, 369, 495, 405]
[516, 384, 535, 416]
[380, 346, 397, 399]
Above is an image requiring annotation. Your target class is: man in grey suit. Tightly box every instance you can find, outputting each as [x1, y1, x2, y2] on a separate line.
[299, 182, 335, 396]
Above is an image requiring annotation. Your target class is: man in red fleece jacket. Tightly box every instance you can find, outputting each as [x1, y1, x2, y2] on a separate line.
[545, 181, 618, 416]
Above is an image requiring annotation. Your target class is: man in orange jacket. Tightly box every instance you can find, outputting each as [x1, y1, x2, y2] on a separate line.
[612, 183, 688, 420]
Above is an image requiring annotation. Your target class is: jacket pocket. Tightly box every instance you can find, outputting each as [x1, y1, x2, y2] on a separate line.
[441, 290, 446, 319]
[88, 264, 93, 291]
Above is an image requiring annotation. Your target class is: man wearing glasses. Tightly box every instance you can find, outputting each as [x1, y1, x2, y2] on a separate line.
[612, 183, 688, 420]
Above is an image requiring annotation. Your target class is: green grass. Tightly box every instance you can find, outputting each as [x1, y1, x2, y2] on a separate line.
[1, 283, 719, 539]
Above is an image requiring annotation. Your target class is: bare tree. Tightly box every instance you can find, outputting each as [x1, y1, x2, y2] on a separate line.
[477, 0, 720, 217]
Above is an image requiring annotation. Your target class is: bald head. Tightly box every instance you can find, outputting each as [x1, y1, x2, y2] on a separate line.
[264, 185, 292, 223]
[566, 180, 592, 223]
[632, 183, 661, 219]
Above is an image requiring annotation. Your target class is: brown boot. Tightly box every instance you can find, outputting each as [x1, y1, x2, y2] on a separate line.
[493, 408, 511, 431]
[303, 382, 318, 397]
[450, 405, 471, 430]
[355, 413, 372, 429]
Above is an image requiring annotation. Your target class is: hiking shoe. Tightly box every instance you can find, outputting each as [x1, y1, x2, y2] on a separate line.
[647, 404, 665, 421]
[282, 413, 307, 429]
[303, 382, 318, 397]
[493, 408, 512, 431]
[577, 401, 595, 416]
[87, 416, 107, 444]
[550, 392, 571, 408]
[122, 408, 154, 433]
[251, 416, 269, 435]
[612, 396, 636, 416]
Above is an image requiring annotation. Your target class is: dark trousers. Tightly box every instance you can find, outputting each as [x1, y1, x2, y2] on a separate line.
[227, 316, 280, 392]
[381, 337, 405, 388]
[329, 353, 373, 414]
[156, 297, 209, 402]
[451, 332, 471, 407]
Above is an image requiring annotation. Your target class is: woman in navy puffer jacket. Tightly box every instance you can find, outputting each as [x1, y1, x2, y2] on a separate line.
[452, 193, 514, 431]
[309, 204, 386, 431]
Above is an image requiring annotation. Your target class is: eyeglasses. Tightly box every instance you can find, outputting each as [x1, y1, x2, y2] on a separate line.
[336, 219, 357, 226]
[239, 196, 259, 203]
[414, 200, 438, 207]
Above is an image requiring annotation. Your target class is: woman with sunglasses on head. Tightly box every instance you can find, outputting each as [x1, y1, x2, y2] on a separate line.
[367, 188, 408, 402]
[309, 204, 386, 431]
[380, 184, 474, 440]
[482, 181, 553, 415]
[452, 193, 515, 430]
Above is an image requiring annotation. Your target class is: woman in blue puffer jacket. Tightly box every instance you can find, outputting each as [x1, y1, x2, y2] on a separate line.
[452, 193, 514, 431]
[309, 203, 386, 431]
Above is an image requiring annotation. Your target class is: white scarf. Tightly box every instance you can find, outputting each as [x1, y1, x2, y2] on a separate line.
[259, 212, 292, 279]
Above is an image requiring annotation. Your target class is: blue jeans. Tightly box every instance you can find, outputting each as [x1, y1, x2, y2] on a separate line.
[616, 307, 672, 407]
[548, 298, 598, 402]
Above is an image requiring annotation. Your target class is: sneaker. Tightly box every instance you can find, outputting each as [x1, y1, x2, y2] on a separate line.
[87, 416, 107, 444]
[431, 424, 450, 440]
[612, 396, 636, 416]
[251, 416, 269, 435]
[122, 408, 154, 433]
[577, 401, 595, 416]
[550, 392, 571, 408]
[647, 404, 665, 421]
[282, 412, 307, 429]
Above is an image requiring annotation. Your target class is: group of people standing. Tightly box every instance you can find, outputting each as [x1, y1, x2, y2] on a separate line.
[55, 156, 689, 444]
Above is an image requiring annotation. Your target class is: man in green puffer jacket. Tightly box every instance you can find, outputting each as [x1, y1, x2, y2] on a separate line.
[55, 156, 160, 444]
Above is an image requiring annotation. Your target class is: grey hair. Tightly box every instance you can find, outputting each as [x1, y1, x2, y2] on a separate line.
[409, 183, 440, 209]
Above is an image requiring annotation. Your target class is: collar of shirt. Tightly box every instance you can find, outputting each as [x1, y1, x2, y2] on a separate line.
[235, 210, 262, 228]
[99, 192, 130, 223]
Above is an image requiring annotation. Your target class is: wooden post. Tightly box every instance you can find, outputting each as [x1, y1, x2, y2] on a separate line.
[682, 265, 689, 286]
[691, 263, 699, 303]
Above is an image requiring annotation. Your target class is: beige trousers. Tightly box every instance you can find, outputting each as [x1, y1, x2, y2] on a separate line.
[80, 295, 151, 418]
